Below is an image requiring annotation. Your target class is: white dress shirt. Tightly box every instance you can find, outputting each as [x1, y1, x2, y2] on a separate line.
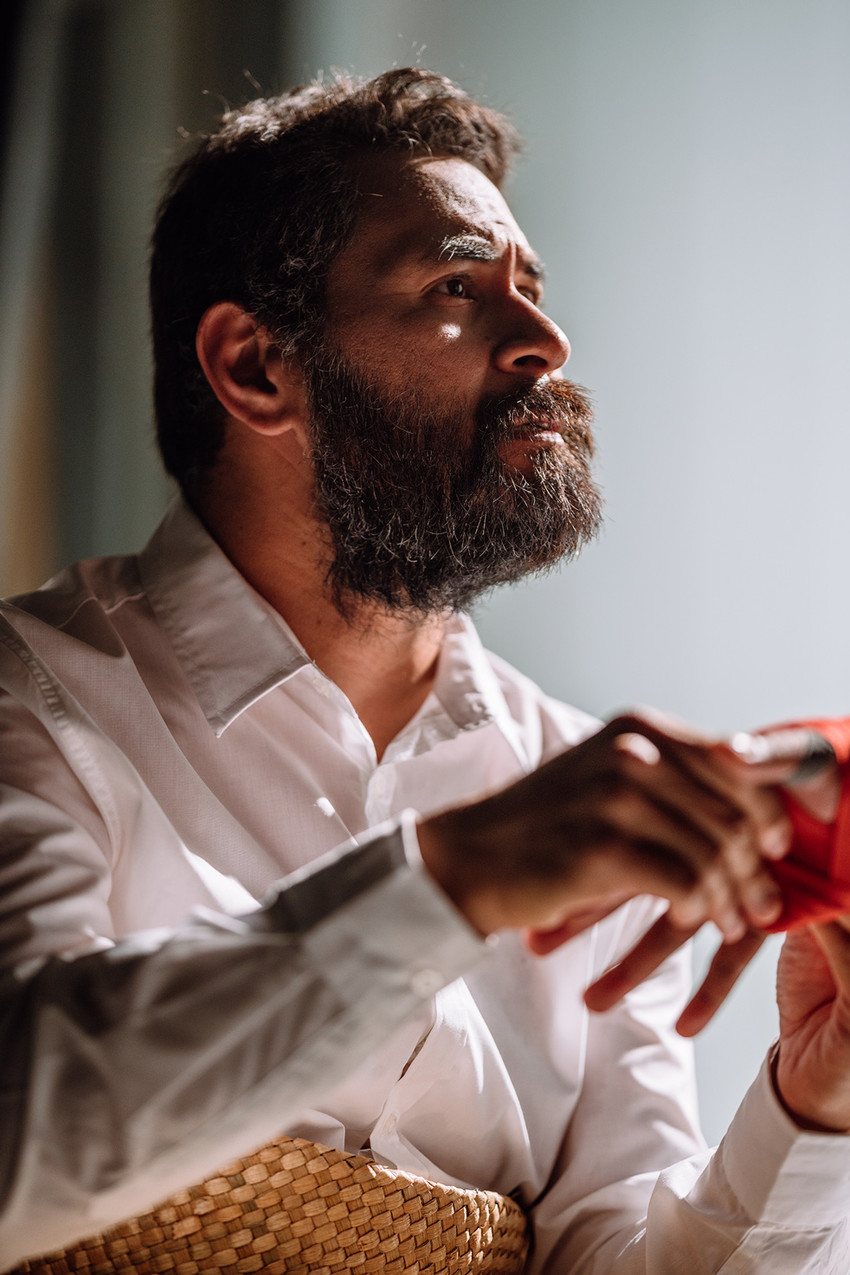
[0, 498, 848, 1272]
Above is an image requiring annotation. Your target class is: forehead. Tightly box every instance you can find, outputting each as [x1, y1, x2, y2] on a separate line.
[336, 154, 535, 278]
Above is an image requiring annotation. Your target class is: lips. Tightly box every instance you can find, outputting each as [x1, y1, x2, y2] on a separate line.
[513, 430, 563, 445]
[477, 379, 596, 463]
[496, 429, 565, 472]
[525, 425, 564, 438]
[508, 419, 564, 442]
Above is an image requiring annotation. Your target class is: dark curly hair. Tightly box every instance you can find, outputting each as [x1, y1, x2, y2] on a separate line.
[149, 68, 520, 495]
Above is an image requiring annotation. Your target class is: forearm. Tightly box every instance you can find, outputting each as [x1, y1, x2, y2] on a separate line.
[0, 816, 483, 1267]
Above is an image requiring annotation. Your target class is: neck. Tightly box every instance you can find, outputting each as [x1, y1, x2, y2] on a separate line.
[303, 603, 445, 762]
[194, 460, 445, 761]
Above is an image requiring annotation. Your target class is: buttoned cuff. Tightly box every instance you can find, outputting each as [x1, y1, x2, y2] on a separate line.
[298, 814, 487, 1008]
[720, 1046, 850, 1227]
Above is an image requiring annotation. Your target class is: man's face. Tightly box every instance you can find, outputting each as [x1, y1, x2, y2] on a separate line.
[302, 155, 601, 614]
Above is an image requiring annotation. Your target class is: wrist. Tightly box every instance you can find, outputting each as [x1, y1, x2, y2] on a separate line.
[416, 808, 500, 938]
[771, 1048, 850, 1136]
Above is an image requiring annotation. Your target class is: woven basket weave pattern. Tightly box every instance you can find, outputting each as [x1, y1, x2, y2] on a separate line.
[11, 1135, 530, 1274]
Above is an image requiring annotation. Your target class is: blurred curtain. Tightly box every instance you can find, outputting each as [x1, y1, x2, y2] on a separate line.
[0, 0, 292, 595]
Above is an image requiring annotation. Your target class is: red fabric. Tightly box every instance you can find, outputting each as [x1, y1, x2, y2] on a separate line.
[764, 717, 850, 932]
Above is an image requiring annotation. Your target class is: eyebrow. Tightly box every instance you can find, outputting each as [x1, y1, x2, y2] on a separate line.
[436, 233, 546, 281]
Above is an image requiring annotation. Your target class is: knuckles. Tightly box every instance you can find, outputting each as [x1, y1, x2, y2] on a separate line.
[598, 783, 652, 831]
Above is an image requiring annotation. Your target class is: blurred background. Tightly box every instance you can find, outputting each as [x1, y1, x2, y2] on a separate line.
[2, 0, 849, 1143]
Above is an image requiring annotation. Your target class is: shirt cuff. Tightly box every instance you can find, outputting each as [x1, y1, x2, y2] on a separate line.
[296, 814, 487, 1006]
[720, 1045, 850, 1227]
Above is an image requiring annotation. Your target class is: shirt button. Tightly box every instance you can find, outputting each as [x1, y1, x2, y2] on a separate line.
[410, 967, 443, 997]
[384, 1113, 399, 1134]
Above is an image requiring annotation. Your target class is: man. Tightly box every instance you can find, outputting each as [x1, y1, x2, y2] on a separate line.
[1, 68, 848, 1271]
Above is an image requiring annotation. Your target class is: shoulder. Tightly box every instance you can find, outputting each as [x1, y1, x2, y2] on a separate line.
[0, 554, 143, 694]
[5, 552, 142, 626]
[3, 553, 142, 633]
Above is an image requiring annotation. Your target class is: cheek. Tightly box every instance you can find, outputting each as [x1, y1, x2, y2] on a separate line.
[414, 329, 491, 407]
[333, 312, 492, 406]
[341, 313, 465, 357]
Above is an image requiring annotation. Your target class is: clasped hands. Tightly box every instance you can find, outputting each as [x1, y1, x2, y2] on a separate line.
[417, 709, 850, 1135]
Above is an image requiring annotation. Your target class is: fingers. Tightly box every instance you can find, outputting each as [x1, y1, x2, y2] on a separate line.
[726, 728, 842, 823]
[595, 716, 788, 936]
[583, 914, 764, 1036]
[583, 913, 698, 1013]
[728, 728, 836, 783]
[421, 707, 796, 942]
[609, 719, 790, 846]
[675, 929, 765, 1036]
[604, 713, 791, 861]
[525, 895, 633, 955]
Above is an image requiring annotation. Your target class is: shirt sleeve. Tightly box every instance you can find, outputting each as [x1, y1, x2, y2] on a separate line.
[0, 611, 487, 1264]
[528, 908, 850, 1274]
[641, 1049, 850, 1273]
[0, 793, 483, 1267]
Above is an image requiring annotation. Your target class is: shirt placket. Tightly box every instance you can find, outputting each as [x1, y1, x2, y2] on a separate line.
[364, 760, 398, 828]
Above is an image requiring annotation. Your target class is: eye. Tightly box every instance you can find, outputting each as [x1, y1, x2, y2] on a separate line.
[517, 284, 544, 307]
[434, 276, 473, 300]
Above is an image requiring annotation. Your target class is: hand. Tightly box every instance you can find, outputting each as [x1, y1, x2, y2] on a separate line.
[583, 725, 844, 1035]
[584, 912, 766, 1036]
[417, 710, 790, 944]
[728, 726, 841, 823]
[737, 726, 850, 1131]
[774, 918, 850, 1133]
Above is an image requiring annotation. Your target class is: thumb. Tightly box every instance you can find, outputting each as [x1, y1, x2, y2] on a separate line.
[722, 728, 841, 822]
[811, 916, 850, 992]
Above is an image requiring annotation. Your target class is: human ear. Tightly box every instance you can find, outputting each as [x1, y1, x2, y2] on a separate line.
[195, 301, 306, 436]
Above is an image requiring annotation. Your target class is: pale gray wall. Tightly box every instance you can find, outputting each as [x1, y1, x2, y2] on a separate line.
[286, 0, 850, 1143]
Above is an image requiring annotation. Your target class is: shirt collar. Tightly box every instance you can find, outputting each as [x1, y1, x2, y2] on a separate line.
[138, 499, 529, 768]
[138, 498, 310, 737]
[428, 614, 535, 773]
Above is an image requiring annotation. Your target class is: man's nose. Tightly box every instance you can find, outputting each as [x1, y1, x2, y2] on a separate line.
[491, 301, 570, 379]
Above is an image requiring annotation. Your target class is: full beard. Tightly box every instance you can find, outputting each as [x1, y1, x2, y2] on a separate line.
[304, 349, 603, 617]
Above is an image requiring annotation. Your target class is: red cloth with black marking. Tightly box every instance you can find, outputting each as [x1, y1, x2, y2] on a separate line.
[766, 717, 850, 931]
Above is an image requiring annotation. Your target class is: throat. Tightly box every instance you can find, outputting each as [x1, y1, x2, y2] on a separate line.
[352, 673, 437, 763]
[306, 603, 445, 762]
[194, 486, 445, 759]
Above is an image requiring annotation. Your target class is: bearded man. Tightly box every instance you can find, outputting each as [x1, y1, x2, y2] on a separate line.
[1, 69, 849, 1273]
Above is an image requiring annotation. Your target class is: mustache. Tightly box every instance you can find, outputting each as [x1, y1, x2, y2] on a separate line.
[477, 379, 596, 455]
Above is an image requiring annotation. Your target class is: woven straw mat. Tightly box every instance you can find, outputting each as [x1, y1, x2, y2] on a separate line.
[11, 1134, 530, 1274]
